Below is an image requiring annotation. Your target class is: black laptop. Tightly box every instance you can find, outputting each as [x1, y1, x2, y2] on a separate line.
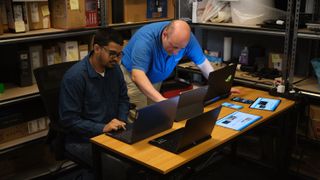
[204, 63, 237, 106]
[107, 97, 179, 144]
[149, 106, 222, 154]
[175, 87, 207, 122]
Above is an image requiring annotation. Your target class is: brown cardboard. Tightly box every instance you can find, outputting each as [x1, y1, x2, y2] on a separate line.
[59, 41, 79, 62]
[0, 13, 3, 35]
[108, 0, 174, 24]
[27, 2, 51, 30]
[79, 44, 89, 60]
[0, 118, 48, 144]
[51, 0, 86, 29]
[5, 0, 27, 33]
[0, 1, 9, 33]
[309, 105, 320, 140]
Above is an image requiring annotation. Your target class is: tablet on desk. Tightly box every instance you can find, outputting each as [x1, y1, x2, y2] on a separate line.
[249, 97, 281, 111]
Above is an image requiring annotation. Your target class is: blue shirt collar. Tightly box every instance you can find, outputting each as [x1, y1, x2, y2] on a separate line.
[84, 51, 99, 79]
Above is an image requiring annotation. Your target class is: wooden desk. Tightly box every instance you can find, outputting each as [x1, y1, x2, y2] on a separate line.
[91, 86, 295, 177]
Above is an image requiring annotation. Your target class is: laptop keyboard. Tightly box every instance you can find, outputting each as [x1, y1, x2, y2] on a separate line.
[108, 123, 133, 140]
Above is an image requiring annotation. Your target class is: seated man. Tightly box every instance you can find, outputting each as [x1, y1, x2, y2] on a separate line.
[59, 28, 129, 167]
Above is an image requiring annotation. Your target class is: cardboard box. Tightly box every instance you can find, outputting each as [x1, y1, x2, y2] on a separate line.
[27, 1, 51, 30]
[0, 1, 9, 33]
[29, 45, 43, 84]
[268, 52, 283, 71]
[79, 44, 89, 60]
[51, 0, 86, 29]
[108, 0, 174, 24]
[59, 41, 79, 62]
[0, 118, 48, 145]
[5, 0, 28, 33]
[309, 105, 320, 140]
[43, 46, 57, 65]
[85, 0, 99, 27]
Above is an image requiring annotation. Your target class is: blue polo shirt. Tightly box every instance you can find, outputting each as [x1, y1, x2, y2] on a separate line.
[121, 21, 206, 84]
[59, 52, 129, 142]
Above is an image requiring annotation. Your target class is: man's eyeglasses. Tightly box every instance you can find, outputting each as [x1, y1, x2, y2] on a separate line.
[101, 47, 122, 58]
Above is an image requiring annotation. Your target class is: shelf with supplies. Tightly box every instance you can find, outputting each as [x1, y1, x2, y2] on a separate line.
[193, 22, 286, 37]
[297, 28, 320, 40]
[108, 19, 174, 30]
[293, 77, 320, 98]
[0, 129, 48, 154]
[0, 28, 99, 45]
[0, 84, 39, 106]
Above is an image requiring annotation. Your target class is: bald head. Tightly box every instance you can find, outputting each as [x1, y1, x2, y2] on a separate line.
[166, 20, 191, 46]
[162, 20, 191, 55]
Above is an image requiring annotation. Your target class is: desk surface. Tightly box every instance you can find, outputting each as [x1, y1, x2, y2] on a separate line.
[91, 86, 295, 174]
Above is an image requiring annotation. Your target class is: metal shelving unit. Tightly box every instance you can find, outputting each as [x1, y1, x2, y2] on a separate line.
[194, 22, 286, 37]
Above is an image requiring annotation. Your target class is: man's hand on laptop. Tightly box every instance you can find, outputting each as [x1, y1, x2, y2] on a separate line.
[231, 87, 240, 94]
[103, 119, 126, 132]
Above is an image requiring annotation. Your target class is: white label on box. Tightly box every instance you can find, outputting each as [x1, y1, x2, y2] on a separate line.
[70, 0, 80, 10]
[192, 2, 198, 23]
[80, 50, 88, 60]
[28, 120, 39, 134]
[41, 5, 50, 16]
[14, 21, 25, 32]
[66, 41, 79, 61]
[31, 51, 41, 69]
[30, 3, 40, 23]
[13, 5, 23, 21]
[47, 52, 55, 65]
[38, 118, 46, 130]
[42, 16, 49, 28]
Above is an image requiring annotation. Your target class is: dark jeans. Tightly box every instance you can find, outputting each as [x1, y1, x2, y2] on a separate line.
[65, 142, 142, 180]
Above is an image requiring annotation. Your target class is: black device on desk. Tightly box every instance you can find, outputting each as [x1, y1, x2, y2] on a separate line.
[204, 63, 237, 106]
[149, 106, 222, 154]
[175, 87, 207, 122]
[107, 97, 179, 144]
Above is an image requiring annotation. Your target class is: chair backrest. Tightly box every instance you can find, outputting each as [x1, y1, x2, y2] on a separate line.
[34, 61, 77, 132]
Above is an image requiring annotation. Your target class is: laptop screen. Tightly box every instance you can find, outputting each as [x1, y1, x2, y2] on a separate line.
[204, 63, 237, 104]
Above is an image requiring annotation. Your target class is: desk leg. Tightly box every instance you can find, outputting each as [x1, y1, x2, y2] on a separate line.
[92, 143, 102, 180]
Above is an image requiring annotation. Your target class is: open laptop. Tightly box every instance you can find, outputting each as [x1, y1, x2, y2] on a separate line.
[175, 87, 208, 122]
[204, 63, 237, 106]
[107, 97, 179, 144]
[149, 106, 222, 154]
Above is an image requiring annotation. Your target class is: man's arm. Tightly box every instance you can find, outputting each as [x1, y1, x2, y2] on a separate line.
[131, 69, 166, 102]
[197, 58, 214, 79]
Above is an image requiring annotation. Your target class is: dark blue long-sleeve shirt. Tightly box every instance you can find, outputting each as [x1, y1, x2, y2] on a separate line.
[59, 52, 129, 142]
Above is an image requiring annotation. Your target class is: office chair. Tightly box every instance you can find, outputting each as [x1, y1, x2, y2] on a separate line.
[34, 61, 90, 168]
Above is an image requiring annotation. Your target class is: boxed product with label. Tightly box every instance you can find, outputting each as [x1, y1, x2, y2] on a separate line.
[309, 104, 320, 140]
[29, 45, 43, 83]
[27, 1, 51, 30]
[108, 0, 174, 24]
[51, 0, 86, 29]
[85, 0, 99, 27]
[0, 117, 49, 145]
[79, 44, 89, 60]
[5, 0, 28, 33]
[59, 41, 80, 62]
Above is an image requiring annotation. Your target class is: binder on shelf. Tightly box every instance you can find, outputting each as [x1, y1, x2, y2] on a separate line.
[111, 0, 124, 23]
[29, 45, 43, 84]
[27, 1, 51, 30]
[17, 50, 32, 87]
[51, 0, 86, 29]
[85, 0, 99, 27]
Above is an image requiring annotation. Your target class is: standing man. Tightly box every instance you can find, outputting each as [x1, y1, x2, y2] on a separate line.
[121, 20, 225, 109]
[59, 28, 129, 167]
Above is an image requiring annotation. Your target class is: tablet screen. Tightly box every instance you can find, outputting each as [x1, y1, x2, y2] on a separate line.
[249, 97, 281, 111]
